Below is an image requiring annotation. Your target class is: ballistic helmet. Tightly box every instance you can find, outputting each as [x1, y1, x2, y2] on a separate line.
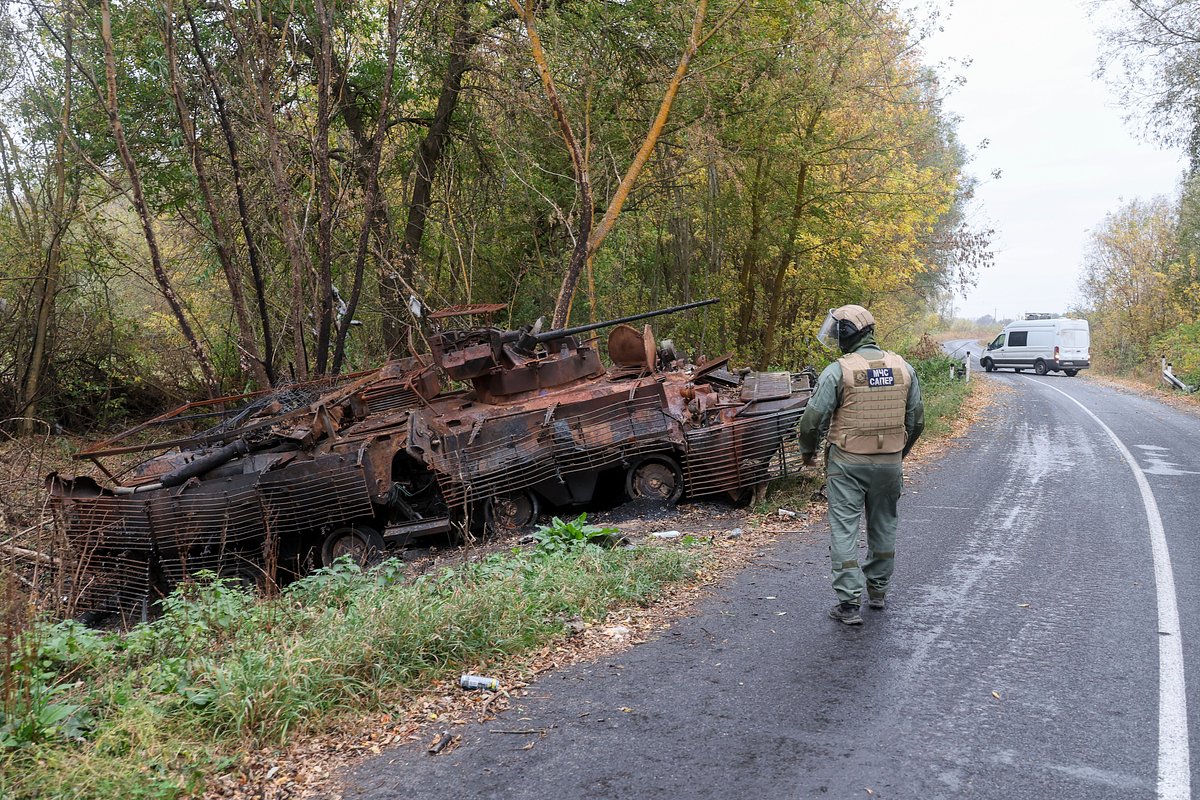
[816, 304, 876, 351]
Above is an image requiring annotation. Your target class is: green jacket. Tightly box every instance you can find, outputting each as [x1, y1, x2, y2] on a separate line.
[797, 335, 924, 461]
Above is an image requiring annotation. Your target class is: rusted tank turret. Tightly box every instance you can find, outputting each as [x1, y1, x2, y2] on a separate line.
[47, 299, 815, 622]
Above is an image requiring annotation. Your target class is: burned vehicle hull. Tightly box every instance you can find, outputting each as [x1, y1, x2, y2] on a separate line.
[48, 301, 814, 620]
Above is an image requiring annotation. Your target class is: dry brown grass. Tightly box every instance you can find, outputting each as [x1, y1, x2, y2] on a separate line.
[930, 326, 994, 343]
[0, 434, 76, 604]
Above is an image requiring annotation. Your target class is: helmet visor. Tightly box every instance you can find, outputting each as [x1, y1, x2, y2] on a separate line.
[816, 309, 839, 349]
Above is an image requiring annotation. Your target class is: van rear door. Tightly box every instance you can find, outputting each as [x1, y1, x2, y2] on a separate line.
[1057, 325, 1089, 365]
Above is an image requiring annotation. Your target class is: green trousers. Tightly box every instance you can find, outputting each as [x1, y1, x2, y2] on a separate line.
[826, 459, 904, 605]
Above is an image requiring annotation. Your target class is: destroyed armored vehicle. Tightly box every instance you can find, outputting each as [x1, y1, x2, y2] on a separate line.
[48, 300, 814, 620]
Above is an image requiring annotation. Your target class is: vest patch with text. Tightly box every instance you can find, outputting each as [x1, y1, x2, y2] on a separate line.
[866, 367, 895, 387]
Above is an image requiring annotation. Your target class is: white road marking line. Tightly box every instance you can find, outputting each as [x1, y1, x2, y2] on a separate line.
[1033, 378, 1191, 800]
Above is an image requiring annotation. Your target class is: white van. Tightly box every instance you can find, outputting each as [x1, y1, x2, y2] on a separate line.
[980, 317, 1090, 376]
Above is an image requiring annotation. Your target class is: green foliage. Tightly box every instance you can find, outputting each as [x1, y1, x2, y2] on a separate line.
[1155, 321, 1200, 388]
[0, 0, 976, 430]
[121, 572, 255, 661]
[1, 621, 108, 749]
[0, 542, 697, 800]
[910, 353, 961, 391]
[1079, 194, 1200, 381]
[532, 513, 619, 554]
[908, 353, 972, 438]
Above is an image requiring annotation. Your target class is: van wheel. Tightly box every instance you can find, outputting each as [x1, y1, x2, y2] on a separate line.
[982, 359, 995, 373]
[1064, 369, 1079, 377]
[1034, 360, 1048, 375]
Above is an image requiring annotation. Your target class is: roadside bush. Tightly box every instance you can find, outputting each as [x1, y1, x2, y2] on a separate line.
[1155, 322, 1200, 388]
[908, 353, 972, 438]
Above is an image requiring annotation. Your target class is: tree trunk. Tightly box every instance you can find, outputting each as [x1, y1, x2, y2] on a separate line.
[312, 0, 336, 375]
[736, 154, 766, 351]
[163, 0, 270, 388]
[17, 1, 73, 435]
[332, 0, 401, 374]
[388, 0, 476, 346]
[545, 0, 732, 326]
[758, 159, 810, 370]
[329, 52, 399, 357]
[248, 9, 313, 381]
[184, 0, 275, 384]
[100, 0, 218, 397]
[506, 0, 593, 328]
[666, 147, 693, 302]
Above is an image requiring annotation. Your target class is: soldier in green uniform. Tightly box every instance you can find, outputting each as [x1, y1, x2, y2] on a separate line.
[798, 305, 924, 625]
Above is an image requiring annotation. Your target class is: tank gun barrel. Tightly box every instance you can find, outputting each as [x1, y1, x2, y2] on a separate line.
[529, 298, 718, 343]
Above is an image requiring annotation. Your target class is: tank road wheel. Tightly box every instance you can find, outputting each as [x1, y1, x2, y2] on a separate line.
[626, 456, 684, 504]
[484, 490, 539, 535]
[218, 561, 264, 595]
[1065, 369, 1079, 377]
[1034, 359, 1049, 376]
[321, 525, 386, 569]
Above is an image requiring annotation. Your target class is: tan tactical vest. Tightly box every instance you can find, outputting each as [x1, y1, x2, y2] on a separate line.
[827, 351, 910, 454]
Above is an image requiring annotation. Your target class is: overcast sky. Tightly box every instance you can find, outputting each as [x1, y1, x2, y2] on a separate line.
[917, 0, 1186, 322]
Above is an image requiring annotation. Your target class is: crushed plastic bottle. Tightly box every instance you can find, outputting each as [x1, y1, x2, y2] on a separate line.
[459, 674, 500, 691]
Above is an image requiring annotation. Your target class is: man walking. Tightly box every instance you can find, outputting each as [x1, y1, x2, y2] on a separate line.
[797, 305, 924, 625]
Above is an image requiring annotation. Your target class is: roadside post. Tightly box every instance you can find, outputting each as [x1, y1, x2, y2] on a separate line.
[1162, 355, 1196, 393]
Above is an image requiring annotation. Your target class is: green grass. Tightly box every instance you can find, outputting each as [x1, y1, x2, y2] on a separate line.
[1, 536, 699, 800]
[911, 353, 974, 438]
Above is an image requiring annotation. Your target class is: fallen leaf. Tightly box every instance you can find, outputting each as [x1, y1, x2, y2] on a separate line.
[991, 691, 1001, 700]
[619, 707, 634, 713]
[1017, 603, 1030, 608]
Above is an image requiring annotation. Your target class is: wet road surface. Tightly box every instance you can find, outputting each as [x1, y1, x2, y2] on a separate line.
[343, 370, 1198, 800]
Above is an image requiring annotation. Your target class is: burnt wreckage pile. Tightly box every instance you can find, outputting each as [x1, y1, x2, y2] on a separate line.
[48, 300, 815, 618]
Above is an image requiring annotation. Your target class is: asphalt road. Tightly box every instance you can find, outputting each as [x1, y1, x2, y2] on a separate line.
[344, 368, 1198, 800]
